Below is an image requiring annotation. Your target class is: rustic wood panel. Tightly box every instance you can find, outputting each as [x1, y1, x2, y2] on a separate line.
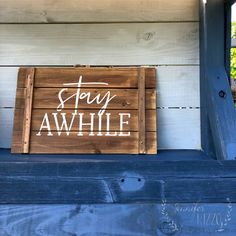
[14, 88, 156, 111]
[16, 67, 155, 88]
[28, 88, 156, 110]
[0, 23, 199, 65]
[0, 66, 200, 108]
[1, 108, 200, 150]
[138, 68, 146, 153]
[28, 131, 156, 154]
[0, 203, 235, 236]
[11, 67, 157, 154]
[30, 109, 156, 132]
[11, 109, 24, 153]
[0, 0, 199, 23]
[22, 68, 35, 153]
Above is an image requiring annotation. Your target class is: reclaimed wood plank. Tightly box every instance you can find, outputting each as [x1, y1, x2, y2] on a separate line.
[29, 88, 156, 110]
[0, 157, 236, 177]
[0, 0, 199, 23]
[29, 131, 156, 154]
[20, 67, 155, 88]
[11, 68, 33, 153]
[0, 159, 236, 203]
[0, 203, 236, 236]
[30, 109, 156, 132]
[22, 68, 35, 153]
[138, 68, 146, 154]
[0, 23, 199, 65]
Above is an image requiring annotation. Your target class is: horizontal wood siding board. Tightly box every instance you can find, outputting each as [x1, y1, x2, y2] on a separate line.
[157, 65, 200, 107]
[0, 159, 236, 203]
[0, 0, 199, 23]
[157, 108, 200, 150]
[30, 109, 156, 132]
[0, 178, 235, 203]
[0, 108, 200, 149]
[0, 66, 200, 108]
[29, 88, 156, 109]
[1, 203, 236, 236]
[0, 149, 208, 162]
[13, 88, 156, 110]
[1, 159, 236, 177]
[0, 23, 199, 65]
[29, 132, 156, 154]
[31, 67, 155, 88]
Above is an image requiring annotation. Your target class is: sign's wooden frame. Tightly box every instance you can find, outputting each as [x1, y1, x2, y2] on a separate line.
[11, 66, 157, 154]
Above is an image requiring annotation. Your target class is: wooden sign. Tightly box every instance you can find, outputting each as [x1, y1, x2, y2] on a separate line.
[11, 67, 157, 154]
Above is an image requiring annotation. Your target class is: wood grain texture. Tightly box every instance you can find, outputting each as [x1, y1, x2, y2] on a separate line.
[14, 88, 155, 109]
[29, 131, 156, 154]
[1, 108, 200, 150]
[0, 159, 236, 203]
[29, 88, 156, 109]
[11, 68, 33, 153]
[12, 67, 157, 154]
[17, 67, 155, 88]
[138, 68, 146, 153]
[22, 68, 35, 153]
[0, 203, 235, 236]
[30, 109, 156, 132]
[0, 23, 199, 65]
[0, 0, 199, 23]
[0, 66, 200, 108]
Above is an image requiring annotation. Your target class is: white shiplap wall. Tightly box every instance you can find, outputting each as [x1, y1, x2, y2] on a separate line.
[0, 0, 200, 150]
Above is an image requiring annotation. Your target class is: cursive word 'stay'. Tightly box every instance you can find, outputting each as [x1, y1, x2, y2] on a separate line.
[57, 75, 116, 115]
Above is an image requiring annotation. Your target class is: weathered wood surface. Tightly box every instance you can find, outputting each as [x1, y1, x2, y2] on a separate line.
[12, 87, 156, 109]
[138, 68, 146, 153]
[18, 67, 156, 88]
[28, 132, 156, 154]
[29, 109, 156, 132]
[0, 155, 236, 203]
[0, 203, 235, 236]
[0, 0, 199, 23]
[28, 88, 155, 109]
[12, 67, 157, 154]
[0, 23, 199, 65]
[201, 0, 236, 160]
[22, 68, 35, 153]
